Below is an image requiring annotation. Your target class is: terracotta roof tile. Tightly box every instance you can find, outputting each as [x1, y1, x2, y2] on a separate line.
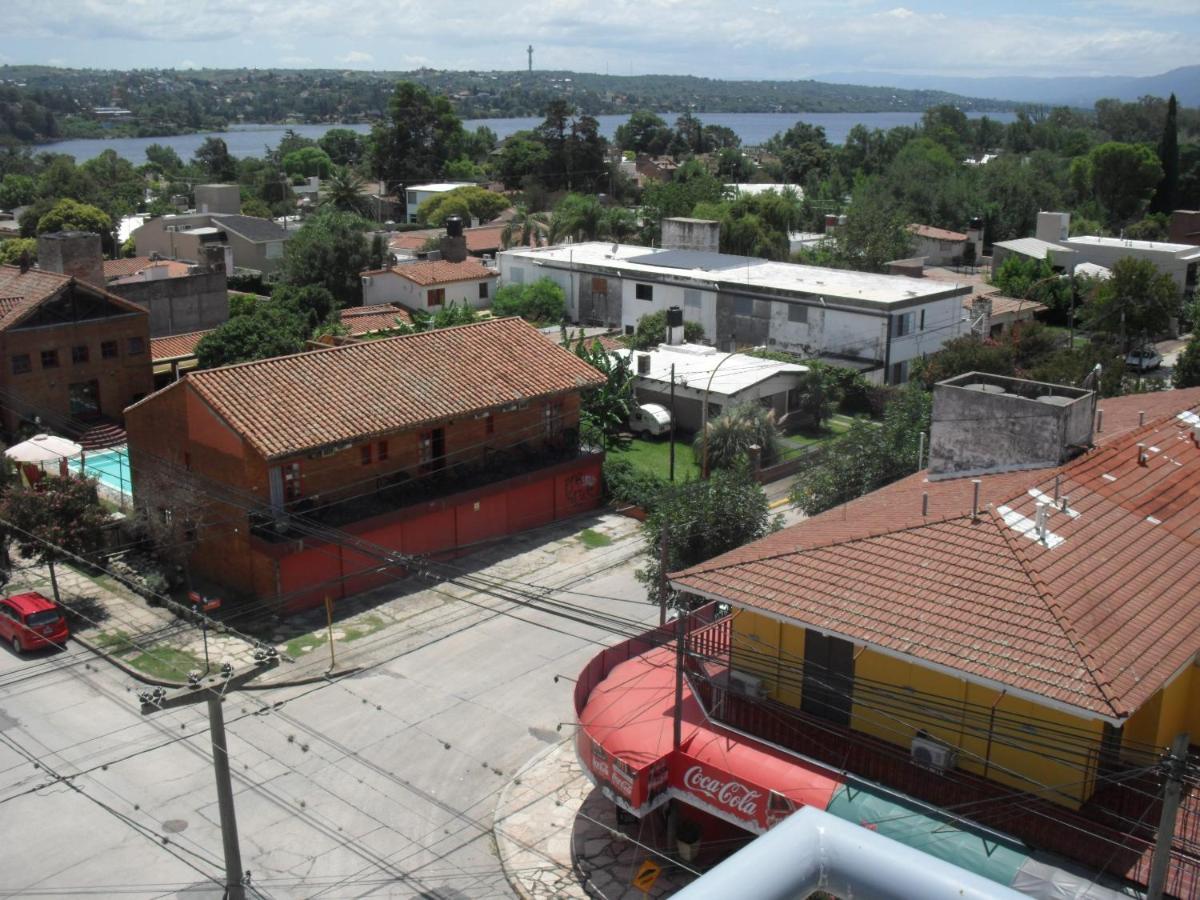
[141, 317, 603, 460]
[104, 257, 155, 279]
[151, 330, 212, 361]
[386, 259, 497, 287]
[389, 224, 511, 254]
[338, 303, 414, 336]
[962, 293, 1047, 317]
[908, 223, 968, 242]
[0, 265, 147, 332]
[672, 390, 1200, 721]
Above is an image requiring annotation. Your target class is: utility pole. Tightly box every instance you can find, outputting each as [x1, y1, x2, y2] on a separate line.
[658, 525, 669, 627]
[527, 45, 533, 73]
[668, 363, 676, 483]
[139, 649, 279, 900]
[672, 607, 686, 749]
[1148, 732, 1190, 900]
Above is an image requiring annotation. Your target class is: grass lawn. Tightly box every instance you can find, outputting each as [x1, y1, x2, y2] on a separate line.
[608, 437, 701, 481]
[578, 528, 613, 549]
[127, 647, 204, 680]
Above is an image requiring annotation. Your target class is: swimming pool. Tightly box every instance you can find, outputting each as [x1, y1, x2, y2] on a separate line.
[79, 447, 132, 498]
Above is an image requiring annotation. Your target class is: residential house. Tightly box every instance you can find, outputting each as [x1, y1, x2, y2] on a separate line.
[124, 317, 605, 614]
[499, 242, 971, 384]
[572, 377, 1200, 898]
[101, 250, 230, 338]
[337, 303, 413, 337]
[404, 182, 477, 223]
[963, 292, 1046, 338]
[0, 261, 153, 436]
[906, 224, 968, 266]
[389, 223, 515, 260]
[361, 259, 498, 312]
[616, 342, 808, 432]
[132, 213, 291, 276]
[990, 236, 1077, 273]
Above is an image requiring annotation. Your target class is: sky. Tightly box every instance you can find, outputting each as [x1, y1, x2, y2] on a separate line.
[0, 0, 1197, 81]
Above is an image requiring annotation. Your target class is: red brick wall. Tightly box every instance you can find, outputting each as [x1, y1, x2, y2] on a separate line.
[0, 311, 153, 434]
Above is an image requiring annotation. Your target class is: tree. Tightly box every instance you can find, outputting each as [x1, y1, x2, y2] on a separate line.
[789, 366, 834, 427]
[270, 283, 338, 329]
[36, 198, 112, 237]
[1173, 336, 1200, 389]
[416, 186, 508, 226]
[694, 402, 780, 472]
[790, 384, 930, 515]
[1150, 94, 1179, 216]
[916, 335, 1016, 386]
[280, 207, 372, 306]
[549, 193, 606, 243]
[831, 179, 912, 273]
[195, 302, 309, 369]
[282, 146, 333, 179]
[494, 132, 551, 190]
[491, 278, 565, 324]
[765, 121, 832, 184]
[501, 204, 549, 248]
[322, 166, 369, 216]
[144, 143, 184, 176]
[318, 128, 364, 166]
[0, 173, 36, 209]
[637, 466, 777, 609]
[1088, 142, 1162, 228]
[0, 237, 36, 266]
[369, 81, 464, 192]
[1080, 257, 1180, 351]
[614, 110, 673, 155]
[193, 137, 237, 182]
[631, 311, 705, 350]
[570, 331, 634, 450]
[0, 475, 108, 604]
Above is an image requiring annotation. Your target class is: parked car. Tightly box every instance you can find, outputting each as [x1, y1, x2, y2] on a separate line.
[0, 592, 69, 653]
[1126, 347, 1163, 371]
[629, 403, 672, 437]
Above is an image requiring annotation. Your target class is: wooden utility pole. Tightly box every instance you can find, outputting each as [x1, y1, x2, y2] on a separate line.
[1148, 732, 1190, 900]
[139, 651, 279, 900]
[672, 609, 686, 749]
[668, 363, 676, 483]
[324, 595, 336, 671]
[658, 525, 669, 626]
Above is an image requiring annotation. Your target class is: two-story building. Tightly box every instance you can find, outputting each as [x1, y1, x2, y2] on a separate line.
[499, 242, 971, 384]
[360, 259, 498, 312]
[571, 376, 1200, 898]
[0, 260, 153, 437]
[132, 213, 291, 276]
[124, 317, 605, 614]
[404, 182, 477, 223]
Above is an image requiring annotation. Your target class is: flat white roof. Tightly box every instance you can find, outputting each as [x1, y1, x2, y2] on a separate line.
[725, 183, 803, 197]
[1064, 235, 1195, 254]
[504, 242, 965, 306]
[406, 182, 476, 193]
[993, 237, 1074, 258]
[615, 343, 807, 397]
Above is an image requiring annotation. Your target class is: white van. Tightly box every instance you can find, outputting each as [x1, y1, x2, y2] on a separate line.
[629, 403, 672, 436]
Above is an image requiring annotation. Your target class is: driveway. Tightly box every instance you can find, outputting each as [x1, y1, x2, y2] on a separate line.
[0, 512, 658, 898]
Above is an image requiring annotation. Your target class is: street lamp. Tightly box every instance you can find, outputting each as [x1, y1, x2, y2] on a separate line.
[700, 348, 739, 480]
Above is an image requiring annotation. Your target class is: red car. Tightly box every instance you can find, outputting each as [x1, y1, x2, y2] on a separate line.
[0, 592, 69, 653]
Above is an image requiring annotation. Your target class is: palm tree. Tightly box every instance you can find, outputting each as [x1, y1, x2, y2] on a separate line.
[694, 402, 780, 472]
[601, 208, 638, 244]
[549, 194, 605, 244]
[322, 166, 369, 216]
[501, 204, 550, 249]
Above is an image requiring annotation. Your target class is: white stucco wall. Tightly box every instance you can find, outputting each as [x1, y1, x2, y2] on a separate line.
[362, 271, 495, 310]
[621, 279, 717, 340]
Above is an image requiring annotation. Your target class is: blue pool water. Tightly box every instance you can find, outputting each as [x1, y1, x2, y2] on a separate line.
[80, 448, 132, 498]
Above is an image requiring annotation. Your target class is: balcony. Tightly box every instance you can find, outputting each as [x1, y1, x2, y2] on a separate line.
[683, 615, 1200, 899]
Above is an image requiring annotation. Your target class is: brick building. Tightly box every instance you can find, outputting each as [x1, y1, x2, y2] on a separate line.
[0, 262, 154, 436]
[125, 317, 605, 613]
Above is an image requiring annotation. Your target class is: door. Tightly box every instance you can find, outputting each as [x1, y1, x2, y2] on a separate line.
[69, 380, 101, 419]
[801, 630, 855, 726]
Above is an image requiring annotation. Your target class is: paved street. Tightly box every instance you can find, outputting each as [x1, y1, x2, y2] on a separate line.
[0, 511, 660, 899]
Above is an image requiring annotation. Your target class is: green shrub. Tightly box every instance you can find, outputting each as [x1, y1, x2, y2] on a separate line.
[602, 458, 665, 511]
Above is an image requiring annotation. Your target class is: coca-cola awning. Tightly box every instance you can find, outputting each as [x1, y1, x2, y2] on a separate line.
[576, 644, 841, 834]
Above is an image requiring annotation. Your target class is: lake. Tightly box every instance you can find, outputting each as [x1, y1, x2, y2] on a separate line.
[38, 111, 1017, 164]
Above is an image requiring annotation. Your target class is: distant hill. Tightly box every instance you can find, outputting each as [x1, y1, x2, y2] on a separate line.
[817, 66, 1200, 109]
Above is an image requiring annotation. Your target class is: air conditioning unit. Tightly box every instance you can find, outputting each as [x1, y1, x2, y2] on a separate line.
[911, 734, 957, 772]
[728, 670, 767, 699]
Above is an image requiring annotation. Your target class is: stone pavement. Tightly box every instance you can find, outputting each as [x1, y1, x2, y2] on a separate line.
[495, 739, 699, 899]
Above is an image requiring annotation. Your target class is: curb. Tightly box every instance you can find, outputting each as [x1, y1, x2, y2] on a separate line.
[768, 495, 791, 510]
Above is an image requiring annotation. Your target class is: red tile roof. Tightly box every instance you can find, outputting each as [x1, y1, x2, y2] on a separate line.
[136, 317, 604, 460]
[963, 293, 1047, 318]
[389, 224, 511, 254]
[383, 259, 498, 287]
[673, 390, 1200, 721]
[151, 330, 212, 361]
[0, 265, 146, 332]
[908, 223, 968, 242]
[338, 303, 414, 336]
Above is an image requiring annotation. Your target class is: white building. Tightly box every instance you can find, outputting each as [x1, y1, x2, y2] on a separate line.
[404, 182, 477, 224]
[616, 342, 809, 432]
[724, 183, 803, 199]
[498, 243, 972, 384]
[361, 259, 498, 312]
[1035, 211, 1200, 297]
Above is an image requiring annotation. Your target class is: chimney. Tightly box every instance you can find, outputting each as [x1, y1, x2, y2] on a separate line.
[200, 242, 227, 275]
[665, 305, 684, 345]
[636, 353, 651, 376]
[440, 215, 468, 263]
[971, 479, 981, 520]
[1034, 501, 1049, 540]
[37, 231, 105, 288]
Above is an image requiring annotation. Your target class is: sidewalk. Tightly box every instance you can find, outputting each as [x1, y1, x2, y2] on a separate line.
[495, 740, 699, 899]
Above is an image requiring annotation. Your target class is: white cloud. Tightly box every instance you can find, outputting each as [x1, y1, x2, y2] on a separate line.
[340, 50, 374, 64]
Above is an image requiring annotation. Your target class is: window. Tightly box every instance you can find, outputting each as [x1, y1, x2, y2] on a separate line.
[128, 336, 145, 356]
[890, 360, 909, 384]
[71, 345, 89, 364]
[734, 296, 753, 316]
[544, 401, 563, 437]
[484, 413, 495, 436]
[635, 283, 654, 301]
[895, 312, 915, 338]
[788, 304, 808, 324]
[419, 428, 445, 471]
[919, 308, 926, 331]
[624, 325, 635, 336]
[476, 281, 489, 301]
[427, 288, 445, 307]
[683, 289, 702, 309]
[41, 349, 59, 369]
[377, 440, 389, 461]
[360, 444, 373, 466]
[101, 340, 118, 359]
[283, 462, 301, 501]
[10, 354, 30, 375]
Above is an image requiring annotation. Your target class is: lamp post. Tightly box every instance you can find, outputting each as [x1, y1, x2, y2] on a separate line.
[700, 349, 739, 480]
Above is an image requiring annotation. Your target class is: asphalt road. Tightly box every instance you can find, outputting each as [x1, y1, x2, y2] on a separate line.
[0, 516, 658, 899]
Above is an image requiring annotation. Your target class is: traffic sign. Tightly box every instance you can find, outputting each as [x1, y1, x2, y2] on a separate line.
[632, 859, 662, 893]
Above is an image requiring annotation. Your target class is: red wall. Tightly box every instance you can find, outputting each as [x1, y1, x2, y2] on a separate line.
[262, 453, 603, 615]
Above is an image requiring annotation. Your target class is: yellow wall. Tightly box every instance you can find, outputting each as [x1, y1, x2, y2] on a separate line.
[732, 610, 1109, 808]
[1123, 663, 1200, 759]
